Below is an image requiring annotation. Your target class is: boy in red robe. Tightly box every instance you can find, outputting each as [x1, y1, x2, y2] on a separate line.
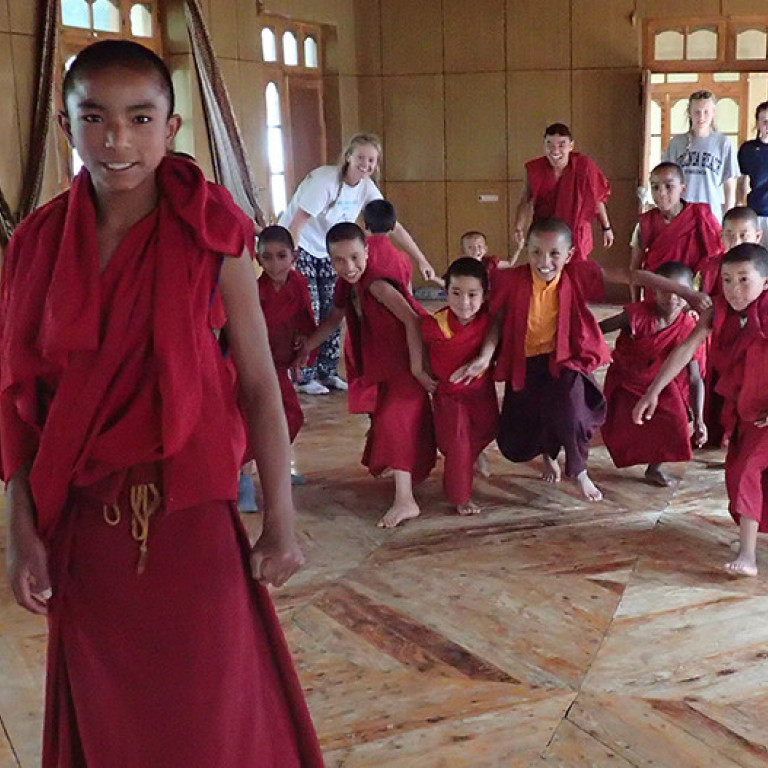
[513, 123, 613, 262]
[635, 243, 768, 577]
[459, 230, 520, 291]
[422, 258, 499, 515]
[452, 218, 708, 502]
[298, 222, 436, 528]
[256, 225, 316, 484]
[630, 162, 722, 297]
[600, 262, 706, 487]
[1, 41, 323, 767]
[362, 198, 414, 289]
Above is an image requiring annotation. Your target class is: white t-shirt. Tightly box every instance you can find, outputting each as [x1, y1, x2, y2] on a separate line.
[662, 131, 739, 221]
[278, 165, 383, 258]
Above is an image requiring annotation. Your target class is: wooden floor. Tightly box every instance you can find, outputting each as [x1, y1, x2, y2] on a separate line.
[3, 326, 768, 766]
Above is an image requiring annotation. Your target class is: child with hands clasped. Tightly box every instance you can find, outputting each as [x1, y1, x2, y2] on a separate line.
[635, 243, 768, 577]
[297, 222, 436, 528]
[452, 218, 710, 503]
[600, 262, 707, 487]
[422, 258, 499, 516]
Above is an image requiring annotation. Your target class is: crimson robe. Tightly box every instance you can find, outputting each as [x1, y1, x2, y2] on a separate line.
[422, 306, 499, 505]
[258, 269, 316, 442]
[639, 203, 722, 293]
[602, 302, 702, 467]
[0, 157, 324, 767]
[366, 233, 413, 288]
[335, 262, 436, 483]
[526, 153, 611, 262]
[710, 293, 768, 531]
[491, 262, 609, 477]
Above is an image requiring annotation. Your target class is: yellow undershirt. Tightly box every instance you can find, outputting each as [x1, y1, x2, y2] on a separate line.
[525, 267, 561, 357]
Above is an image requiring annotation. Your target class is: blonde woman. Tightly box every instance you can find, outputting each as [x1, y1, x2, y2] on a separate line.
[662, 90, 739, 221]
[279, 133, 436, 394]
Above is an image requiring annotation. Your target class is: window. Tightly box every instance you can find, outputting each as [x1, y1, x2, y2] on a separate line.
[265, 83, 287, 217]
[261, 28, 277, 62]
[282, 32, 298, 66]
[130, 3, 153, 38]
[304, 37, 318, 68]
[736, 28, 768, 60]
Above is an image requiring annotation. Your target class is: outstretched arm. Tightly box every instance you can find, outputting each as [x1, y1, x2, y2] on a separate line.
[513, 173, 533, 253]
[633, 310, 713, 424]
[219, 252, 304, 588]
[599, 310, 630, 335]
[688, 358, 707, 447]
[368, 280, 437, 392]
[390, 222, 441, 285]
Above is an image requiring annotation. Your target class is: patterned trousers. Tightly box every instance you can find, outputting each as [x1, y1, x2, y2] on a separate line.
[297, 247, 340, 381]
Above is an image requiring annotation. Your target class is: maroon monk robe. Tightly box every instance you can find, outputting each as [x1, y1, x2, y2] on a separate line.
[258, 268, 316, 442]
[638, 203, 722, 293]
[710, 293, 768, 532]
[602, 302, 702, 468]
[0, 157, 324, 768]
[335, 262, 436, 483]
[422, 306, 499, 505]
[491, 262, 609, 477]
[366, 233, 413, 288]
[526, 153, 611, 262]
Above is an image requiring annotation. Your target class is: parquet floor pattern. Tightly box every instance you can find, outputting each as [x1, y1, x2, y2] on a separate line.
[2, 358, 768, 766]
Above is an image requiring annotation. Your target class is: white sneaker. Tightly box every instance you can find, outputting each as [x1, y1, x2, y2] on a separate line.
[321, 375, 348, 391]
[297, 379, 330, 395]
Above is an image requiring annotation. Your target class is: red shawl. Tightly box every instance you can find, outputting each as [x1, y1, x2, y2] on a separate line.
[526, 153, 611, 262]
[422, 305, 495, 395]
[0, 157, 255, 538]
[258, 269, 316, 367]
[711, 291, 768, 432]
[491, 262, 610, 391]
[366, 233, 413, 288]
[334, 258, 427, 386]
[639, 203, 722, 292]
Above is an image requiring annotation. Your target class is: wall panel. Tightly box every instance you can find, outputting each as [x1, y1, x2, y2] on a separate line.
[444, 0, 505, 74]
[445, 73, 507, 181]
[382, 75, 445, 181]
[381, 0, 443, 76]
[506, 0, 571, 71]
[572, 0, 639, 69]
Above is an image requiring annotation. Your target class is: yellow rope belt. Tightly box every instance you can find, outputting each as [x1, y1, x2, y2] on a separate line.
[102, 483, 162, 574]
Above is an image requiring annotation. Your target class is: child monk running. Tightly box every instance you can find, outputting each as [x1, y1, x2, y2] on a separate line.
[1, 41, 323, 767]
[635, 243, 768, 577]
[299, 222, 436, 527]
[452, 218, 708, 502]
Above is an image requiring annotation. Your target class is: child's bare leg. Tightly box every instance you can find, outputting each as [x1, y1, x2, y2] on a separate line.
[645, 463, 673, 487]
[724, 516, 759, 576]
[456, 499, 481, 516]
[377, 470, 420, 528]
[575, 469, 602, 502]
[541, 454, 561, 483]
[474, 450, 491, 478]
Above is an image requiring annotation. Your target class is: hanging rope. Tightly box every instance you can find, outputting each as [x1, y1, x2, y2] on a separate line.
[184, 0, 266, 228]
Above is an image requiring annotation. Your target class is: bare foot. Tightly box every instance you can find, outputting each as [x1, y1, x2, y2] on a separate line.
[724, 553, 758, 577]
[474, 451, 491, 478]
[575, 470, 603, 501]
[457, 500, 481, 516]
[377, 500, 420, 528]
[379, 467, 394, 479]
[645, 464, 673, 487]
[541, 455, 561, 483]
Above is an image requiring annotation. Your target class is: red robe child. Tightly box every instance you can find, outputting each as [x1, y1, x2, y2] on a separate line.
[492, 261, 610, 477]
[334, 261, 436, 483]
[710, 292, 768, 531]
[0, 157, 324, 768]
[258, 269, 316, 441]
[526, 153, 611, 262]
[422, 305, 499, 505]
[366, 233, 413, 288]
[602, 302, 703, 467]
[638, 203, 722, 292]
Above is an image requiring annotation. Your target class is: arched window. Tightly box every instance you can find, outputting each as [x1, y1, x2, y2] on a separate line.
[304, 37, 319, 68]
[130, 4, 154, 38]
[91, 0, 120, 33]
[261, 28, 277, 62]
[282, 31, 298, 66]
[265, 83, 287, 217]
[61, 0, 90, 29]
